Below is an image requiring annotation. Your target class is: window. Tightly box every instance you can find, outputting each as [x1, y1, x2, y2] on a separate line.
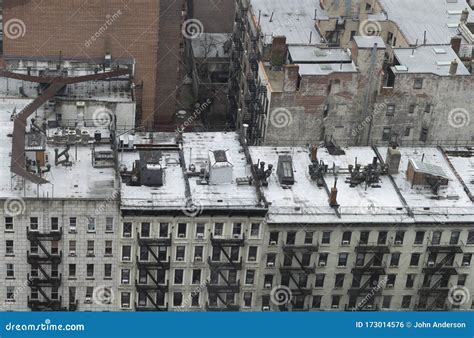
[173, 292, 183, 307]
[105, 217, 114, 232]
[304, 232, 313, 244]
[450, 231, 460, 245]
[269, 232, 279, 245]
[30, 217, 39, 231]
[410, 253, 420, 266]
[458, 274, 467, 286]
[69, 287, 76, 303]
[318, 253, 328, 266]
[68, 240, 76, 256]
[424, 104, 432, 114]
[387, 274, 396, 287]
[321, 231, 331, 244]
[6, 286, 15, 302]
[420, 127, 429, 142]
[5, 240, 14, 255]
[121, 269, 130, 284]
[386, 104, 395, 116]
[286, 231, 296, 245]
[414, 231, 425, 245]
[402, 295, 411, 309]
[87, 217, 96, 232]
[192, 269, 201, 284]
[121, 292, 131, 308]
[86, 264, 94, 278]
[390, 253, 400, 267]
[122, 246, 131, 261]
[382, 295, 392, 309]
[141, 222, 151, 238]
[431, 231, 442, 245]
[139, 246, 149, 261]
[138, 291, 147, 306]
[413, 78, 423, 89]
[250, 223, 260, 237]
[176, 246, 185, 261]
[341, 232, 351, 245]
[377, 231, 387, 245]
[331, 295, 340, 308]
[408, 104, 415, 114]
[355, 253, 365, 266]
[31, 287, 39, 300]
[69, 264, 76, 278]
[104, 264, 112, 278]
[248, 247, 257, 261]
[51, 217, 59, 231]
[404, 127, 411, 137]
[174, 269, 184, 284]
[6, 263, 14, 278]
[159, 223, 169, 237]
[5, 217, 13, 231]
[122, 222, 132, 237]
[462, 254, 472, 266]
[467, 231, 474, 245]
[245, 270, 255, 284]
[315, 274, 325, 288]
[312, 295, 322, 309]
[406, 274, 415, 288]
[86, 240, 94, 257]
[177, 223, 187, 238]
[232, 223, 242, 236]
[196, 223, 205, 238]
[338, 253, 348, 266]
[191, 292, 200, 307]
[395, 231, 404, 244]
[194, 246, 203, 260]
[105, 240, 113, 256]
[382, 127, 392, 141]
[69, 217, 77, 233]
[359, 231, 369, 245]
[334, 274, 344, 288]
[243, 292, 252, 307]
[266, 253, 276, 266]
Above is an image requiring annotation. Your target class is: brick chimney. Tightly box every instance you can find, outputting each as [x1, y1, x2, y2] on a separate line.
[283, 64, 300, 92]
[449, 59, 458, 75]
[271, 36, 287, 69]
[450, 36, 462, 55]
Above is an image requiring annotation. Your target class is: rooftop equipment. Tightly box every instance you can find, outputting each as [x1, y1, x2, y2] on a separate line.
[277, 155, 295, 185]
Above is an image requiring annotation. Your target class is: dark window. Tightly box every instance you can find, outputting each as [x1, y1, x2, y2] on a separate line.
[467, 231, 474, 244]
[315, 274, 325, 287]
[269, 232, 279, 245]
[410, 253, 420, 266]
[408, 104, 415, 114]
[174, 269, 184, 284]
[177, 223, 187, 237]
[173, 292, 183, 307]
[245, 270, 255, 284]
[322, 231, 331, 244]
[395, 231, 404, 244]
[312, 295, 322, 308]
[414, 231, 425, 245]
[359, 231, 369, 244]
[420, 127, 429, 142]
[123, 223, 132, 237]
[406, 275, 415, 288]
[386, 104, 395, 116]
[378, 231, 387, 244]
[286, 232, 296, 245]
[382, 127, 392, 141]
[390, 253, 400, 267]
[413, 78, 423, 89]
[402, 295, 411, 309]
[159, 223, 169, 237]
[141, 223, 150, 237]
[335, 274, 344, 288]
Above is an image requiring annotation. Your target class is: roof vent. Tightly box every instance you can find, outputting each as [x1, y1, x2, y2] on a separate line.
[208, 150, 233, 185]
[277, 155, 295, 185]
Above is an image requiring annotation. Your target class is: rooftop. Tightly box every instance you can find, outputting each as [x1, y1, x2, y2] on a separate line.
[392, 45, 470, 76]
[288, 46, 352, 63]
[249, 0, 323, 45]
[378, 0, 474, 45]
[353, 36, 386, 49]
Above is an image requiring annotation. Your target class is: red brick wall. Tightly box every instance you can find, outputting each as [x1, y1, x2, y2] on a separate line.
[2, 0, 183, 129]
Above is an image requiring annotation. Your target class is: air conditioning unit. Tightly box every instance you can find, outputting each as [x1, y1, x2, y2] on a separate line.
[264, 283, 272, 289]
[249, 257, 256, 262]
[366, 304, 373, 309]
[87, 250, 94, 256]
[262, 306, 270, 311]
[85, 297, 92, 304]
[177, 257, 184, 261]
[428, 261, 435, 267]
[233, 234, 240, 239]
[387, 284, 394, 288]
[69, 251, 76, 257]
[196, 234, 204, 239]
[70, 228, 77, 234]
[195, 257, 202, 262]
[123, 256, 130, 261]
[267, 262, 274, 267]
[122, 303, 130, 308]
[319, 262, 326, 267]
[269, 241, 277, 246]
[122, 279, 129, 284]
[178, 234, 185, 238]
[395, 240, 402, 245]
[342, 240, 349, 245]
[463, 262, 469, 267]
[331, 305, 338, 309]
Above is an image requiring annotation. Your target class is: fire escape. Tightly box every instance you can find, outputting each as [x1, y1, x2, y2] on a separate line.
[27, 227, 69, 311]
[206, 234, 244, 311]
[348, 240, 389, 310]
[417, 240, 462, 311]
[134, 233, 171, 311]
[278, 240, 318, 311]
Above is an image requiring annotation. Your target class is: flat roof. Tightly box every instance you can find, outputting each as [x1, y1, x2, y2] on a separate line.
[378, 0, 474, 45]
[288, 46, 352, 63]
[353, 36, 386, 49]
[297, 62, 357, 75]
[250, 0, 323, 45]
[392, 45, 470, 76]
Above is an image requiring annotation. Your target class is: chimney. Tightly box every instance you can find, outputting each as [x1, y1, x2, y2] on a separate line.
[271, 36, 287, 69]
[329, 179, 338, 207]
[449, 59, 458, 76]
[461, 8, 469, 23]
[283, 64, 300, 92]
[385, 145, 401, 175]
[450, 36, 462, 55]
[310, 145, 318, 162]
